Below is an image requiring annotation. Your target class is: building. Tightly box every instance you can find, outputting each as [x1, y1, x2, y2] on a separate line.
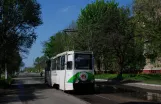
[142, 58, 161, 74]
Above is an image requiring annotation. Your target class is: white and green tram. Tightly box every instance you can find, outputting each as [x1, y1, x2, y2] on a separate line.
[45, 51, 95, 91]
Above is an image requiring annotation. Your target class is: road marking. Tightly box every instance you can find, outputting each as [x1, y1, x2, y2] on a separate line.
[95, 95, 111, 100]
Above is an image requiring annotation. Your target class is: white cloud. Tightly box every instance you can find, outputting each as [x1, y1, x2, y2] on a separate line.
[60, 5, 75, 12]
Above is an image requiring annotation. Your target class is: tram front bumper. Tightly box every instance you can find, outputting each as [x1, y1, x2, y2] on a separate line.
[73, 82, 95, 91]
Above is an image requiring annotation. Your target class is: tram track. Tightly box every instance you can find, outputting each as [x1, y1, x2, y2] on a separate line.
[67, 84, 161, 104]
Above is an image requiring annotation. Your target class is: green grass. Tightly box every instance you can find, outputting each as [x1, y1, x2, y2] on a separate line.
[95, 74, 161, 85]
[95, 74, 117, 79]
[0, 76, 13, 88]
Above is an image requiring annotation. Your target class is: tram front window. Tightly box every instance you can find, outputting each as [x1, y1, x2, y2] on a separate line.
[75, 53, 92, 70]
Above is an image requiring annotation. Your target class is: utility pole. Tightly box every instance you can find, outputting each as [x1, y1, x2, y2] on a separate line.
[63, 29, 78, 51]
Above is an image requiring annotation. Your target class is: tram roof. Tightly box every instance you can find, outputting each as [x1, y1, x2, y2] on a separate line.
[50, 50, 93, 59]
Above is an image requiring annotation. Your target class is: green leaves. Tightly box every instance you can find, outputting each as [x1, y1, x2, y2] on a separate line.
[43, 21, 77, 58]
[43, 32, 68, 57]
[0, 0, 42, 76]
[133, 0, 161, 57]
[41, 0, 144, 75]
[33, 56, 48, 72]
[41, 0, 161, 75]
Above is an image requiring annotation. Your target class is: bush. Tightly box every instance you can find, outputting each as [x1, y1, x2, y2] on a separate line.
[0, 76, 13, 88]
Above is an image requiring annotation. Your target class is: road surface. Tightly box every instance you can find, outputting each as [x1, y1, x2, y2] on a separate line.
[0, 73, 160, 104]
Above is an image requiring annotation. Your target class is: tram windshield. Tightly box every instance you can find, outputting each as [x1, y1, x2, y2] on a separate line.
[74, 53, 92, 70]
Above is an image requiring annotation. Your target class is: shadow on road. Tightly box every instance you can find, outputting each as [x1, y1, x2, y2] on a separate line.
[96, 81, 161, 103]
[0, 76, 50, 104]
[0, 74, 160, 104]
[68, 80, 161, 104]
[120, 102, 161, 104]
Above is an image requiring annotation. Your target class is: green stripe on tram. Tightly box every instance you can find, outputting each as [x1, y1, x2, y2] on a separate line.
[67, 72, 94, 83]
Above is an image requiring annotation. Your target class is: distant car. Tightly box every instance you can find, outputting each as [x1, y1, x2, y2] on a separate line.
[40, 70, 45, 77]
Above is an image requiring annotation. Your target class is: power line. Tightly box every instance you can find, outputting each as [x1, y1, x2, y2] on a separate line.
[63, 29, 78, 33]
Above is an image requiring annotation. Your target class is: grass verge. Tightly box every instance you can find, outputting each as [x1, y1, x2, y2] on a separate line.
[95, 74, 161, 85]
[0, 76, 13, 88]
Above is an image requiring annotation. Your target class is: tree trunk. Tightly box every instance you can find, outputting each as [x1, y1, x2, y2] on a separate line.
[96, 59, 100, 74]
[117, 63, 123, 80]
[5, 63, 7, 80]
[0, 70, 1, 79]
[100, 55, 105, 74]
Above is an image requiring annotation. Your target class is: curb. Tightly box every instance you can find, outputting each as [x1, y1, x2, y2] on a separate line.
[95, 79, 161, 87]
[133, 83, 161, 87]
[95, 79, 108, 82]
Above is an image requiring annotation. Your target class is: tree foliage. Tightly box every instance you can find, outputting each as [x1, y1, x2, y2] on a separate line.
[41, 0, 161, 76]
[133, 0, 161, 59]
[43, 32, 66, 57]
[0, 0, 42, 77]
[34, 56, 48, 72]
[43, 21, 77, 58]
[76, 0, 145, 76]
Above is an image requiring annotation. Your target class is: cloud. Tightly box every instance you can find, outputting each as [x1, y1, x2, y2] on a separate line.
[60, 5, 75, 12]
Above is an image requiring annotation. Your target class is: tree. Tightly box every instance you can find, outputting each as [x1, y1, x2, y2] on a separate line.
[23, 67, 36, 73]
[34, 56, 48, 72]
[133, 0, 161, 60]
[0, 0, 42, 78]
[76, 0, 144, 77]
[41, 0, 147, 78]
[43, 21, 77, 58]
[43, 32, 66, 58]
[76, 0, 113, 72]
[7, 51, 22, 76]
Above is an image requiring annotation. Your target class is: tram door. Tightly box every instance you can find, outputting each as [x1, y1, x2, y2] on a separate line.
[64, 54, 73, 90]
[59, 55, 66, 90]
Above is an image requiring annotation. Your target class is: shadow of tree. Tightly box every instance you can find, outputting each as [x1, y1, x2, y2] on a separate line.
[94, 80, 161, 103]
[0, 78, 50, 104]
[68, 79, 161, 103]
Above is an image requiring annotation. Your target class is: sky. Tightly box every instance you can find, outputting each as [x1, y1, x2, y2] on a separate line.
[23, 0, 133, 67]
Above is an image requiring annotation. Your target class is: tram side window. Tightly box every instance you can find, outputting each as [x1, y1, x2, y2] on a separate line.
[67, 61, 72, 70]
[61, 56, 65, 70]
[67, 54, 73, 70]
[52, 59, 56, 70]
[56, 57, 60, 70]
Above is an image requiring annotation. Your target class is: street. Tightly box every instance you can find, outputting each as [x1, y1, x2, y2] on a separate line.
[0, 73, 160, 104]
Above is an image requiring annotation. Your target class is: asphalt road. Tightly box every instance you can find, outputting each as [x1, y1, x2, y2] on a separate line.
[0, 73, 160, 104]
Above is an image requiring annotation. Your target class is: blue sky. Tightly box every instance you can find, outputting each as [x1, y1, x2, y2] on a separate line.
[23, 0, 133, 67]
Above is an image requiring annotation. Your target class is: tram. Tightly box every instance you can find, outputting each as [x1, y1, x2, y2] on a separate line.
[45, 51, 95, 91]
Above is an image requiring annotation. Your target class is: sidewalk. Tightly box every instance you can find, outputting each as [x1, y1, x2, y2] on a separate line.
[123, 82, 161, 91]
[95, 79, 161, 92]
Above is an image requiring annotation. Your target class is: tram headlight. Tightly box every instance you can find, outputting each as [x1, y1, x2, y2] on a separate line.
[75, 79, 79, 83]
